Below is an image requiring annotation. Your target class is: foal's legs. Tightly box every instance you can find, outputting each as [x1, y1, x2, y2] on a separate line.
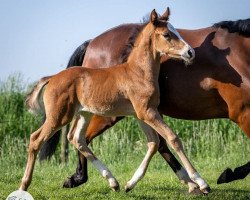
[125, 120, 160, 192]
[64, 115, 201, 193]
[67, 114, 120, 191]
[157, 134, 200, 193]
[137, 108, 210, 193]
[63, 115, 124, 188]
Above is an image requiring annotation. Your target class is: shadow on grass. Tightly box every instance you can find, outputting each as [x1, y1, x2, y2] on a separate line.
[129, 185, 250, 200]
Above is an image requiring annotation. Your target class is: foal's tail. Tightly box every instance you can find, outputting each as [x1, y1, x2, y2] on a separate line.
[25, 76, 52, 115]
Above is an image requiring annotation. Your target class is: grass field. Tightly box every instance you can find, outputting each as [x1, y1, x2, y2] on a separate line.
[0, 74, 250, 199]
[0, 154, 249, 200]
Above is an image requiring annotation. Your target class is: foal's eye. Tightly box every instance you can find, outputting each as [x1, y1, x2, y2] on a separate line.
[163, 33, 171, 41]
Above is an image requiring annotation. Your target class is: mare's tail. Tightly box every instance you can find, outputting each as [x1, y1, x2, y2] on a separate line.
[66, 40, 92, 69]
[26, 76, 52, 115]
[39, 39, 91, 160]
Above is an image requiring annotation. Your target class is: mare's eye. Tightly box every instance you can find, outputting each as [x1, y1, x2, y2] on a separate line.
[163, 33, 171, 41]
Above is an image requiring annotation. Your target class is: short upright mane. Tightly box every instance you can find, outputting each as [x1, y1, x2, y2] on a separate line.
[213, 18, 250, 36]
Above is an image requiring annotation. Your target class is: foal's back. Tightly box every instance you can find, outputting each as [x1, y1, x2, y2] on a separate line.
[44, 64, 135, 118]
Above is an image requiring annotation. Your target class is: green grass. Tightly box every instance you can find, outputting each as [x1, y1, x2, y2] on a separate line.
[0, 74, 250, 199]
[0, 155, 249, 200]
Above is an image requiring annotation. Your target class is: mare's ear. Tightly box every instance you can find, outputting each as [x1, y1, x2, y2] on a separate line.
[159, 7, 170, 21]
[150, 9, 158, 25]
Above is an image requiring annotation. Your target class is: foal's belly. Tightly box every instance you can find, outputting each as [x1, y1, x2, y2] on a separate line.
[79, 100, 136, 117]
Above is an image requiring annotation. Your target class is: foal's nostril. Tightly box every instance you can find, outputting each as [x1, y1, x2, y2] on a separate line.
[187, 49, 193, 58]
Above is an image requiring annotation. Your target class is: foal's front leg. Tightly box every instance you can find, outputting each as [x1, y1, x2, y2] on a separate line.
[137, 108, 211, 194]
[125, 120, 159, 192]
[67, 113, 120, 191]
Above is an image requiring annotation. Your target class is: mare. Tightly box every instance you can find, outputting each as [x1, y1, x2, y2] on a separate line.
[51, 17, 250, 192]
[20, 9, 205, 192]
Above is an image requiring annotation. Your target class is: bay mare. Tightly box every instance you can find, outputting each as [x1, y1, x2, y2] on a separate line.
[41, 19, 250, 190]
[21, 9, 208, 192]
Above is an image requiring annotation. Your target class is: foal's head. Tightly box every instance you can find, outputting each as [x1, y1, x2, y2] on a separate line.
[149, 8, 195, 65]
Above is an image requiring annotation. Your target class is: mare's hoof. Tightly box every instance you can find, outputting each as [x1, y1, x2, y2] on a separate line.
[217, 168, 234, 184]
[63, 175, 88, 188]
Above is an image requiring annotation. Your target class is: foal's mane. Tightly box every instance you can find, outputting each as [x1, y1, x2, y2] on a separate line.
[213, 18, 250, 36]
[120, 24, 145, 62]
[121, 12, 165, 62]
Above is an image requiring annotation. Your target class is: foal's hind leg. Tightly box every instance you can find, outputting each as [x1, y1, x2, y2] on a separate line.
[63, 115, 124, 188]
[67, 113, 120, 191]
[19, 122, 59, 191]
[125, 120, 159, 192]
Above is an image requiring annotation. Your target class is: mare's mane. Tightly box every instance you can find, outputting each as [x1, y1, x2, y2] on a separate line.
[120, 24, 145, 62]
[213, 18, 250, 36]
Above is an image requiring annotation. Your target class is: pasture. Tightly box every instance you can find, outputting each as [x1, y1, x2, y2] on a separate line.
[0, 74, 249, 199]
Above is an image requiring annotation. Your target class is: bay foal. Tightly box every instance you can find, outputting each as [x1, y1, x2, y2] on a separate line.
[20, 9, 208, 192]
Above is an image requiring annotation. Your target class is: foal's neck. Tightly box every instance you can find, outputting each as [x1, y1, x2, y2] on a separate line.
[127, 24, 161, 79]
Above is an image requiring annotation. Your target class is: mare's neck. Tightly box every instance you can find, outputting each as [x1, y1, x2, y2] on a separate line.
[127, 24, 161, 80]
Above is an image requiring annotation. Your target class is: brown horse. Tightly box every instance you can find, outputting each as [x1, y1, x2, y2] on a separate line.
[20, 9, 204, 192]
[54, 18, 250, 192]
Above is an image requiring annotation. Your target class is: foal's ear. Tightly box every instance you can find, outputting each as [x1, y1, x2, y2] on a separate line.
[159, 7, 170, 21]
[150, 9, 158, 25]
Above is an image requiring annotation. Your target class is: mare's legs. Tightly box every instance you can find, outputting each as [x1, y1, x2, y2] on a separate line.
[63, 115, 123, 188]
[217, 161, 250, 184]
[125, 120, 160, 192]
[136, 108, 210, 193]
[67, 114, 120, 191]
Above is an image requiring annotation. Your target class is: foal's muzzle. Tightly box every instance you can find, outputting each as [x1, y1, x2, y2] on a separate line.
[182, 47, 195, 65]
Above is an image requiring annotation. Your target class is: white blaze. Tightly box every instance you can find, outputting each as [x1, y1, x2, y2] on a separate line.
[167, 23, 195, 61]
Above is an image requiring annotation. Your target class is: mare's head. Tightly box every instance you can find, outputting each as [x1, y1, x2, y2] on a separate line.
[149, 8, 195, 65]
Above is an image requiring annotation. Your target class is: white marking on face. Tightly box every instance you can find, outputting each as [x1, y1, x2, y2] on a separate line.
[167, 23, 182, 40]
[167, 23, 195, 62]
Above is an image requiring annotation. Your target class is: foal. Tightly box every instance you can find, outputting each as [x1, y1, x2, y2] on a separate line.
[20, 9, 208, 192]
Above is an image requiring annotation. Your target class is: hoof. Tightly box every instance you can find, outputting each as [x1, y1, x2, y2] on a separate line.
[200, 186, 211, 195]
[111, 184, 120, 192]
[109, 178, 120, 192]
[188, 183, 202, 195]
[124, 184, 133, 193]
[63, 175, 88, 188]
[217, 168, 234, 184]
